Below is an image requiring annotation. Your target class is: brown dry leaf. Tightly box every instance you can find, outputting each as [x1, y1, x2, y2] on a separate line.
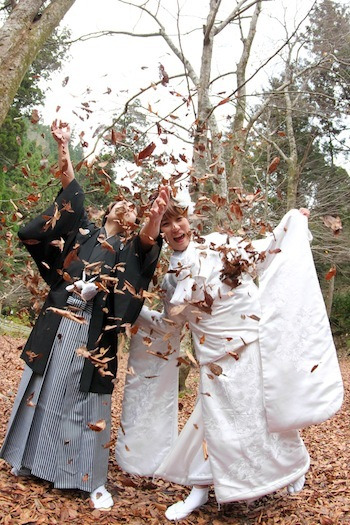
[199, 334, 206, 344]
[31, 108, 40, 124]
[322, 215, 342, 235]
[87, 419, 106, 432]
[146, 350, 169, 361]
[63, 248, 80, 269]
[185, 349, 198, 367]
[47, 306, 87, 324]
[169, 304, 187, 316]
[325, 266, 337, 281]
[208, 362, 223, 376]
[135, 142, 156, 164]
[267, 156, 280, 173]
[202, 439, 209, 460]
[50, 237, 65, 252]
[26, 391, 36, 407]
[248, 314, 261, 321]
[25, 350, 42, 362]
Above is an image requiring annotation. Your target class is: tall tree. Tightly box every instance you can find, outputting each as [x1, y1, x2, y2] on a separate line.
[0, 0, 76, 127]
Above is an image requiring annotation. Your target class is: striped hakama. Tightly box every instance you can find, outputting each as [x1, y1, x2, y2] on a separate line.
[0, 296, 111, 493]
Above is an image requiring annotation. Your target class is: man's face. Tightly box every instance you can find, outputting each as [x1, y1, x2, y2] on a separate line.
[106, 200, 137, 228]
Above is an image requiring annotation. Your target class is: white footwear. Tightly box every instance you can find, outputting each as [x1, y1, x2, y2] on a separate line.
[287, 474, 305, 494]
[165, 486, 209, 521]
[90, 485, 113, 509]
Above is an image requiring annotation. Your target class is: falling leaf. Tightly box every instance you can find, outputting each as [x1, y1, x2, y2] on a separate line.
[325, 266, 337, 280]
[311, 364, 319, 373]
[159, 63, 169, 86]
[248, 314, 261, 321]
[322, 215, 342, 236]
[268, 156, 280, 173]
[218, 96, 231, 106]
[25, 350, 42, 362]
[186, 349, 198, 367]
[202, 439, 209, 460]
[50, 237, 65, 252]
[26, 392, 36, 407]
[30, 109, 40, 124]
[169, 304, 187, 316]
[199, 334, 206, 344]
[135, 142, 156, 164]
[146, 350, 169, 360]
[47, 307, 87, 324]
[87, 419, 106, 432]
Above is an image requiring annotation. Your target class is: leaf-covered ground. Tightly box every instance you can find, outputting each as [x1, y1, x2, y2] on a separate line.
[0, 335, 349, 525]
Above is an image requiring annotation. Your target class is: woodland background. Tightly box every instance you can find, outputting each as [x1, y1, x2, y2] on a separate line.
[0, 1, 349, 523]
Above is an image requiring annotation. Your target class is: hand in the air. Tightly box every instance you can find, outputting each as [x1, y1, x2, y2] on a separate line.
[51, 119, 71, 144]
[148, 185, 170, 224]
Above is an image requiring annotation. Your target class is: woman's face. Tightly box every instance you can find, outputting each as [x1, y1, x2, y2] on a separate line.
[161, 214, 191, 251]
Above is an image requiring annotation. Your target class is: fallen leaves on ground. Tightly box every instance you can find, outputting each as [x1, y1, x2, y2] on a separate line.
[0, 335, 349, 524]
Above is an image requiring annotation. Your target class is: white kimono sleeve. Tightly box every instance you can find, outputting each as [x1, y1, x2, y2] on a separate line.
[116, 306, 183, 476]
[258, 210, 343, 432]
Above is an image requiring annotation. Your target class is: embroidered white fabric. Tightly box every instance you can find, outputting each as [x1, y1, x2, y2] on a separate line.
[116, 210, 343, 503]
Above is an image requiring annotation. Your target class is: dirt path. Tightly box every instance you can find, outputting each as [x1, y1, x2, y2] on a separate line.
[0, 335, 349, 524]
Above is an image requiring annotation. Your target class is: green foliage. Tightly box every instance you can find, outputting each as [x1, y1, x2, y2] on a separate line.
[330, 291, 350, 337]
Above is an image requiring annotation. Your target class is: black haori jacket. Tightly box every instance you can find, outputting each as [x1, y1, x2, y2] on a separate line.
[18, 179, 161, 394]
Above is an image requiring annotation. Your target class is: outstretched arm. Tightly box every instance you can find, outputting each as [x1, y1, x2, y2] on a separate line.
[51, 120, 75, 189]
[139, 185, 170, 250]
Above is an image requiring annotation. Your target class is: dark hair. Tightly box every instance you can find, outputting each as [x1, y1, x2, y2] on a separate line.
[102, 201, 118, 226]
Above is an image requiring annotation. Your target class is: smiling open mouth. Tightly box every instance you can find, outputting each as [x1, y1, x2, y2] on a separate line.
[173, 233, 186, 242]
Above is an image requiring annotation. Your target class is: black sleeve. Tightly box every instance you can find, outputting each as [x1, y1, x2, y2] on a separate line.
[133, 234, 163, 279]
[18, 179, 85, 286]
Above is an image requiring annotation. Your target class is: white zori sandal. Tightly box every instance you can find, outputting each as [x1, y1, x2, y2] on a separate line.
[90, 485, 114, 509]
[165, 486, 209, 521]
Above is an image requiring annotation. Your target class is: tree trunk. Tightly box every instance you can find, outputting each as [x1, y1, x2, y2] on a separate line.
[284, 70, 299, 211]
[326, 274, 335, 318]
[228, 0, 262, 189]
[192, 0, 217, 196]
[0, 0, 76, 127]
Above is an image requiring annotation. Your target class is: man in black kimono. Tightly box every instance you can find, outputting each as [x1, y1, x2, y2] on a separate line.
[0, 121, 169, 509]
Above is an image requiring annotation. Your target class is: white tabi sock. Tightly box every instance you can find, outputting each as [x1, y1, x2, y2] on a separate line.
[287, 474, 305, 494]
[90, 484, 114, 509]
[165, 486, 209, 521]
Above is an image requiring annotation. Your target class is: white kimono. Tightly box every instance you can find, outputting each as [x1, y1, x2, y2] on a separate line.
[116, 210, 343, 504]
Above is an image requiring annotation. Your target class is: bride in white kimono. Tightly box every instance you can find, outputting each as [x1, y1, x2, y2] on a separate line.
[115, 199, 344, 521]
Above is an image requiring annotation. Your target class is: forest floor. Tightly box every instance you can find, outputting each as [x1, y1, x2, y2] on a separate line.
[0, 334, 349, 525]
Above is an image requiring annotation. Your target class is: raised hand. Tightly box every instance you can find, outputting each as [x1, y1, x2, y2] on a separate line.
[139, 185, 171, 249]
[51, 119, 71, 144]
[148, 185, 170, 224]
